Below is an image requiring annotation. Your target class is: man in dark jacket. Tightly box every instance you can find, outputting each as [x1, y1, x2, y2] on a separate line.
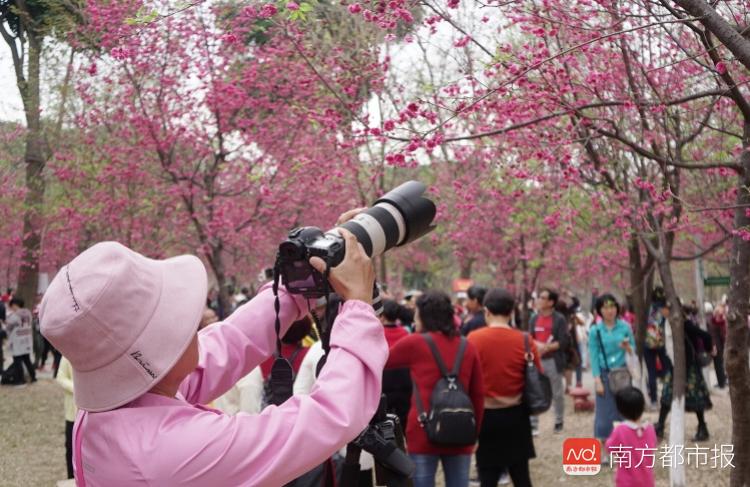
[530, 288, 569, 433]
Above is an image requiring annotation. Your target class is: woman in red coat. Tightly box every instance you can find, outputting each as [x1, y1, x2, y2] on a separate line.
[386, 290, 484, 487]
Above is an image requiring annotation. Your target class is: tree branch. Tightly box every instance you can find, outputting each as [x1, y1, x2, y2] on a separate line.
[667, 159, 742, 171]
[672, 234, 731, 260]
[673, 0, 750, 71]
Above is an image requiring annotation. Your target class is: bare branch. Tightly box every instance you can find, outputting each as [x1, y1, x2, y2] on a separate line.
[672, 234, 731, 260]
[396, 90, 728, 143]
[667, 159, 742, 171]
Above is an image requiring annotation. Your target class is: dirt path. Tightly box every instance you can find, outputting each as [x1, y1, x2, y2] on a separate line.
[0, 374, 66, 487]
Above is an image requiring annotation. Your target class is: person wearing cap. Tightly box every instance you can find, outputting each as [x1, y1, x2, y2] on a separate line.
[39, 226, 387, 486]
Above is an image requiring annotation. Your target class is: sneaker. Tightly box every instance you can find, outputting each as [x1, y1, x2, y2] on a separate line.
[498, 472, 511, 485]
[532, 425, 540, 437]
[554, 422, 564, 434]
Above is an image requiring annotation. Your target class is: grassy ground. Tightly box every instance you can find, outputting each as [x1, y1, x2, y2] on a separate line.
[0, 369, 734, 486]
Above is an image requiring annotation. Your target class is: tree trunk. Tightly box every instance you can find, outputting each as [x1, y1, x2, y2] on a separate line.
[628, 235, 649, 391]
[460, 258, 473, 279]
[209, 244, 232, 320]
[726, 121, 750, 487]
[673, 0, 750, 71]
[628, 235, 648, 360]
[657, 258, 687, 487]
[669, 396, 686, 487]
[16, 34, 47, 309]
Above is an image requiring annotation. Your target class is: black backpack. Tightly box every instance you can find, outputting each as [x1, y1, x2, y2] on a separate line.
[413, 334, 477, 447]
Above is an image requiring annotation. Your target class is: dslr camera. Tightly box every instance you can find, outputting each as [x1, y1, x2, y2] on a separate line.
[277, 180, 436, 297]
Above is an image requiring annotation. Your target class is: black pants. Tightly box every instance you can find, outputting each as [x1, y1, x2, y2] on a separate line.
[713, 334, 726, 388]
[39, 336, 53, 367]
[644, 347, 671, 403]
[65, 420, 74, 478]
[12, 354, 35, 383]
[479, 463, 531, 487]
[52, 349, 62, 378]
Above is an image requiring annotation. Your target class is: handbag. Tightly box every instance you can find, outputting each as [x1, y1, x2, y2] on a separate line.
[522, 333, 552, 415]
[595, 326, 632, 394]
[689, 336, 712, 368]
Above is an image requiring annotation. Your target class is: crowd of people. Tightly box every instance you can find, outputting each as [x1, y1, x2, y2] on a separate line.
[182, 281, 724, 487]
[0, 288, 62, 385]
[0, 269, 731, 487]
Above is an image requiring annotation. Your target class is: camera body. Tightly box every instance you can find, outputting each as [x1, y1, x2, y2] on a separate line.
[278, 226, 345, 298]
[277, 180, 436, 299]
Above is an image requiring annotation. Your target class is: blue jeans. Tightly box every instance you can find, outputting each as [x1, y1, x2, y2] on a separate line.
[410, 453, 471, 487]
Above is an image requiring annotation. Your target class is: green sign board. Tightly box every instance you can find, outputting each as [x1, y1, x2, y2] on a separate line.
[704, 276, 730, 287]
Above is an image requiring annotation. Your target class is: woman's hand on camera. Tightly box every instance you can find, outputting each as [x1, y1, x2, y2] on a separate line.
[309, 228, 374, 304]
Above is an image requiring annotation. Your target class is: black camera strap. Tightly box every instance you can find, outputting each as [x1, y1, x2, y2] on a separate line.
[315, 273, 333, 378]
[269, 261, 294, 406]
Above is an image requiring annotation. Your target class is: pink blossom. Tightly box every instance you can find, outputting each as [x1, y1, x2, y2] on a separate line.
[221, 32, 238, 43]
[397, 9, 414, 22]
[383, 120, 396, 131]
[716, 61, 727, 75]
[348, 3, 362, 14]
[454, 36, 471, 48]
[259, 4, 278, 17]
[286, 2, 300, 11]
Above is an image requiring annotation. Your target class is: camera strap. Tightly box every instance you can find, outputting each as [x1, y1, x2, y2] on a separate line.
[269, 261, 294, 406]
[315, 274, 333, 378]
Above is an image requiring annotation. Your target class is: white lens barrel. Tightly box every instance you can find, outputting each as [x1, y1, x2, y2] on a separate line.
[349, 213, 388, 257]
[375, 202, 407, 245]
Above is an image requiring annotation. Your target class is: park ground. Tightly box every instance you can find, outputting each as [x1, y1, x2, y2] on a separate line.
[0, 369, 733, 487]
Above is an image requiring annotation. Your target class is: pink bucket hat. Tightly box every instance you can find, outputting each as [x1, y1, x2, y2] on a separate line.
[39, 242, 207, 412]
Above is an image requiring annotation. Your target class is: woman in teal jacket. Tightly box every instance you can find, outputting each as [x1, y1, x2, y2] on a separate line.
[589, 294, 636, 441]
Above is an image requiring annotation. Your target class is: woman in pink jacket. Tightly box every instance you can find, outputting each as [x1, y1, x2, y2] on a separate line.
[39, 227, 387, 486]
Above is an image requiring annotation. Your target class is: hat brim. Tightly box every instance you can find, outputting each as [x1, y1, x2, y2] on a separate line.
[72, 254, 207, 412]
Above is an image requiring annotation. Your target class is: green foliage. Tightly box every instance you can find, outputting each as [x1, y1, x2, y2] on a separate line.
[0, 0, 84, 41]
[124, 6, 159, 25]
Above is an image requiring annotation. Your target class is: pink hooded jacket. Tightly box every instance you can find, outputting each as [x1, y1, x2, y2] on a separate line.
[73, 284, 387, 486]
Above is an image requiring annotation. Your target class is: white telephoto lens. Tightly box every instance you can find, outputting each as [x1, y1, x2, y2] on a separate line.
[349, 213, 388, 257]
[375, 202, 406, 245]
